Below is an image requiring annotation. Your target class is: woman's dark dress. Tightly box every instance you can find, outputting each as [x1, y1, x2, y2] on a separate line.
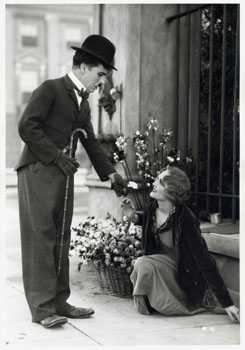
[130, 209, 206, 315]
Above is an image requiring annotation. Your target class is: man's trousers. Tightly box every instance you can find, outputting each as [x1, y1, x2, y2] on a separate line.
[17, 162, 74, 322]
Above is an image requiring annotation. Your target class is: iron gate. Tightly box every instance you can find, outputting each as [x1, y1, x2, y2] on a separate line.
[168, 4, 239, 222]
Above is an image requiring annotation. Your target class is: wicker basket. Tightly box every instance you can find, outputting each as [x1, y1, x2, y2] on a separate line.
[93, 261, 133, 298]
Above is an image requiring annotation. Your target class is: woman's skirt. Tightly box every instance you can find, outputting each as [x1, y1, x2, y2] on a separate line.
[130, 254, 206, 316]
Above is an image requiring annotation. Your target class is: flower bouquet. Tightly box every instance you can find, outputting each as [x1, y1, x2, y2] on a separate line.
[71, 213, 143, 297]
[113, 114, 195, 208]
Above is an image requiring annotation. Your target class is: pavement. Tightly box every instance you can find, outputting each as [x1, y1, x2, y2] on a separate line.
[0, 188, 240, 349]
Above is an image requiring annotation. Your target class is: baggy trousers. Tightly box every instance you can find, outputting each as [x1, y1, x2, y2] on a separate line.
[17, 161, 74, 322]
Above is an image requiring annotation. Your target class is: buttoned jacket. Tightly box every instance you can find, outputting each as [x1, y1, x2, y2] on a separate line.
[16, 75, 115, 181]
[139, 199, 233, 308]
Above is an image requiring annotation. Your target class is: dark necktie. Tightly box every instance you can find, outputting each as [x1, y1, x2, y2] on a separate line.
[80, 89, 89, 100]
[70, 84, 89, 120]
[73, 86, 90, 121]
[71, 86, 90, 156]
[72, 84, 89, 101]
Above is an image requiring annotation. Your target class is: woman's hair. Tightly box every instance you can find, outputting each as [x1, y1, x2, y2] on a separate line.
[159, 166, 191, 204]
[72, 51, 111, 70]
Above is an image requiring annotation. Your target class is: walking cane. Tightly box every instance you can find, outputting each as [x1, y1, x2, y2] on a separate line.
[57, 128, 88, 276]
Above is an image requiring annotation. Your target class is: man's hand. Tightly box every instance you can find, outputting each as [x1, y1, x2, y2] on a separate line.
[225, 305, 240, 323]
[54, 152, 79, 176]
[109, 173, 127, 196]
[99, 96, 116, 116]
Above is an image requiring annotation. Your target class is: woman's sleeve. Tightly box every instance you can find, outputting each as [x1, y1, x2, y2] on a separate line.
[183, 216, 233, 308]
[134, 210, 144, 226]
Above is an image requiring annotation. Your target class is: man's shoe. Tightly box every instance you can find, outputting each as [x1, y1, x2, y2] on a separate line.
[57, 304, 95, 319]
[40, 314, 68, 328]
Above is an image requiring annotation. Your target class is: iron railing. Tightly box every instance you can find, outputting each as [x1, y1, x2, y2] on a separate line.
[168, 4, 239, 222]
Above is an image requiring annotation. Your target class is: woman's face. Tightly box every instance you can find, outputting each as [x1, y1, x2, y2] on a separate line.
[150, 170, 169, 201]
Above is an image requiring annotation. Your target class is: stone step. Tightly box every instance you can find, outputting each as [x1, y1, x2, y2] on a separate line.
[200, 224, 239, 307]
[201, 232, 239, 259]
[201, 221, 239, 235]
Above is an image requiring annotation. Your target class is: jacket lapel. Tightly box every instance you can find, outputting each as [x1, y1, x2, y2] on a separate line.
[63, 74, 79, 110]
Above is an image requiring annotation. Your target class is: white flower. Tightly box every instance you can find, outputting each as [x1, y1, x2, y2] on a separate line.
[167, 156, 174, 163]
[90, 218, 97, 226]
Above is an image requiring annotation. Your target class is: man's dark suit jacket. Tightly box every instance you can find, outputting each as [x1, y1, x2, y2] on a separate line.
[16, 74, 115, 181]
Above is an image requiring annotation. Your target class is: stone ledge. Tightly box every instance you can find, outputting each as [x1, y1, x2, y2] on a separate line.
[85, 176, 111, 189]
[201, 231, 239, 259]
[6, 167, 89, 188]
[200, 221, 239, 235]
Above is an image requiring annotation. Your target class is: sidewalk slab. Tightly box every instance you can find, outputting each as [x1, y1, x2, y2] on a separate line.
[3, 192, 240, 347]
[3, 258, 240, 347]
[67, 258, 240, 346]
[2, 284, 100, 348]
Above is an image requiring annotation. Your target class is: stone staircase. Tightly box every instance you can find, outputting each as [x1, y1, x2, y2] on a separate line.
[201, 221, 239, 307]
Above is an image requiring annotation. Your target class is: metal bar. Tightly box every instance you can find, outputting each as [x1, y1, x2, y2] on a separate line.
[232, 5, 239, 222]
[218, 5, 227, 215]
[99, 3, 104, 34]
[189, 10, 201, 207]
[188, 10, 201, 151]
[166, 5, 210, 22]
[139, 4, 143, 130]
[193, 191, 239, 198]
[98, 4, 104, 134]
[177, 4, 190, 156]
[186, 13, 191, 156]
[174, 5, 180, 149]
[206, 5, 214, 213]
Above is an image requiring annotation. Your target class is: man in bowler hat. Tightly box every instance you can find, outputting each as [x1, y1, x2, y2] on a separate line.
[16, 34, 126, 328]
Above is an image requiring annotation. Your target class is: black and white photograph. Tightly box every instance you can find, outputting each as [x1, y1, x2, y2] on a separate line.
[1, 1, 241, 348]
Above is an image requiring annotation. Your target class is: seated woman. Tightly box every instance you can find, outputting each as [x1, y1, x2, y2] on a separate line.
[124, 166, 239, 322]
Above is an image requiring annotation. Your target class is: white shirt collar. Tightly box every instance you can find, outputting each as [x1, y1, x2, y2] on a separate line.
[68, 71, 86, 91]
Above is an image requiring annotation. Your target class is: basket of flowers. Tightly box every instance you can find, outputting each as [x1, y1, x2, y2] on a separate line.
[71, 214, 143, 298]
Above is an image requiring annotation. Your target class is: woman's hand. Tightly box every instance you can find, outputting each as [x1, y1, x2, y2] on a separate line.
[225, 305, 240, 323]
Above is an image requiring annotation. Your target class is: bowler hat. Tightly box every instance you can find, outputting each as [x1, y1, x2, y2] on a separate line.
[71, 34, 117, 71]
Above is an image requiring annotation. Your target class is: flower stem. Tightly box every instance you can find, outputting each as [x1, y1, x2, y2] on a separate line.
[152, 129, 157, 177]
[125, 164, 142, 209]
[122, 160, 142, 209]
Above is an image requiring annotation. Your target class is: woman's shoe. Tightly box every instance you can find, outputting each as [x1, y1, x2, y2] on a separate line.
[134, 295, 151, 315]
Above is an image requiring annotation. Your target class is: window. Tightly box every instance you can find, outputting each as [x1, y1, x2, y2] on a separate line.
[20, 23, 38, 47]
[64, 26, 81, 50]
[19, 70, 38, 105]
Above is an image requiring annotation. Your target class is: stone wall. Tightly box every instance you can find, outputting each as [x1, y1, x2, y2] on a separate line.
[87, 4, 179, 219]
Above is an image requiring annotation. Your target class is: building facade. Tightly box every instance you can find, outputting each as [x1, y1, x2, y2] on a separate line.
[6, 4, 99, 169]
[5, 4, 239, 223]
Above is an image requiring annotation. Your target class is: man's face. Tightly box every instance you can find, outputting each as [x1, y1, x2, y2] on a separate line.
[80, 64, 109, 93]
